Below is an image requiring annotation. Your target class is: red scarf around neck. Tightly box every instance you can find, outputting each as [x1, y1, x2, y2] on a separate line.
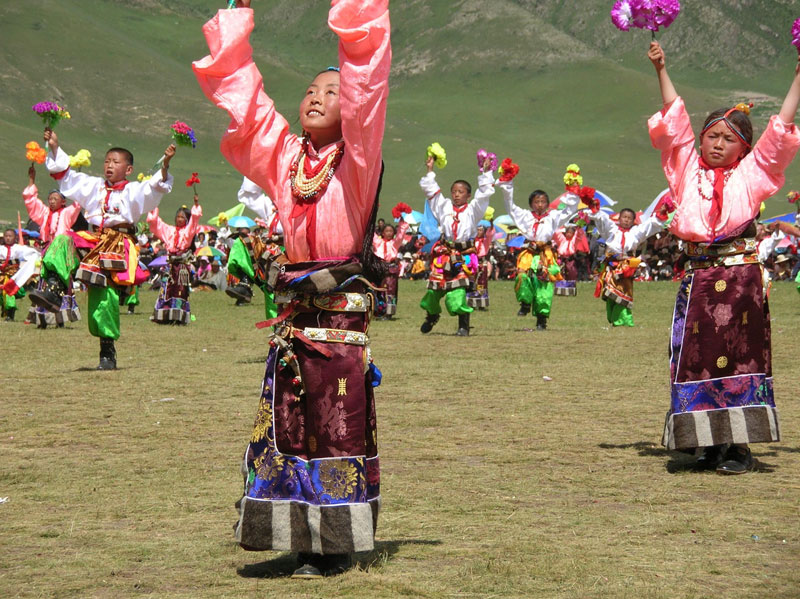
[698, 156, 741, 237]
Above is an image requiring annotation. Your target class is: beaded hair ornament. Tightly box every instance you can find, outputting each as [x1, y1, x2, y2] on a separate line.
[701, 102, 754, 148]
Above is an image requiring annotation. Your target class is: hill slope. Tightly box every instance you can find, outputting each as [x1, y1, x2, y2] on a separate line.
[2, 0, 800, 224]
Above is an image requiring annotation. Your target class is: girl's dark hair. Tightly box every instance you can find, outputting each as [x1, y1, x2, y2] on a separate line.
[359, 162, 388, 285]
[702, 108, 753, 149]
[381, 223, 396, 236]
[451, 180, 472, 195]
[528, 190, 549, 207]
[175, 206, 192, 225]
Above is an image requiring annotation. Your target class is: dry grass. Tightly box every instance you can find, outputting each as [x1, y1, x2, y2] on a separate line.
[2, 280, 799, 598]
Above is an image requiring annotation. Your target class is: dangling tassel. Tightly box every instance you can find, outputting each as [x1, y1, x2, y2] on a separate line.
[179, 264, 190, 287]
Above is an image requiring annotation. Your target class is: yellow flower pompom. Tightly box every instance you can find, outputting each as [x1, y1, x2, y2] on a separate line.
[563, 163, 583, 187]
[426, 142, 447, 169]
[483, 206, 495, 221]
[137, 172, 152, 182]
[217, 212, 229, 225]
[68, 149, 92, 168]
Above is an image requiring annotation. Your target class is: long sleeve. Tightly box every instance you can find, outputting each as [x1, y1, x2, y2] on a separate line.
[421, 171, 449, 228]
[237, 176, 271, 221]
[464, 171, 496, 234]
[193, 9, 298, 203]
[500, 180, 533, 235]
[185, 204, 203, 243]
[22, 184, 47, 226]
[1, 245, 40, 295]
[590, 210, 616, 242]
[147, 208, 173, 243]
[648, 97, 696, 207]
[628, 215, 665, 247]
[393, 220, 410, 249]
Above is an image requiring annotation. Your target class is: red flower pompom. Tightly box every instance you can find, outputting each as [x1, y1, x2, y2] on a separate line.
[185, 172, 200, 187]
[391, 202, 412, 220]
[498, 158, 520, 182]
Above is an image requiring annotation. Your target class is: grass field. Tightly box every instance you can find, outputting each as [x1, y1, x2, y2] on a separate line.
[2, 279, 800, 598]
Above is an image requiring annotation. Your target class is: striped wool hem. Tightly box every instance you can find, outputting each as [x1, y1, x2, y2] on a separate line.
[466, 296, 489, 308]
[152, 307, 190, 324]
[235, 496, 380, 554]
[662, 405, 780, 450]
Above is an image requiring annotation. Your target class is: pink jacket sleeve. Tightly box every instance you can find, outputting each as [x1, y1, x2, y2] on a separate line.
[185, 204, 203, 243]
[393, 220, 409, 249]
[63, 202, 82, 229]
[192, 8, 299, 205]
[147, 207, 174, 243]
[648, 97, 696, 206]
[23, 184, 47, 226]
[738, 115, 800, 208]
[330, 0, 391, 217]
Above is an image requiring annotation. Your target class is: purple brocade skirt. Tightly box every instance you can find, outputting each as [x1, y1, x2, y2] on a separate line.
[662, 263, 779, 450]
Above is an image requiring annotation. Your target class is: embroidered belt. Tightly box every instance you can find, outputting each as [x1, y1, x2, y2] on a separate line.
[441, 239, 475, 253]
[274, 291, 371, 313]
[301, 327, 367, 346]
[685, 252, 759, 271]
[684, 237, 757, 257]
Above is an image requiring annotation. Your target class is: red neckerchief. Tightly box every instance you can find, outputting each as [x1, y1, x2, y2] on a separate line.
[698, 156, 741, 238]
[451, 203, 468, 239]
[1, 243, 11, 269]
[268, 213, 280, 238]
[618, 225, 631, 252]
[530, 211, 547, 239]
[289, 141, 344, 260]
[42, 206, 63, 243]
[101, 180, 130, 230]
[173, 224, 185, 252]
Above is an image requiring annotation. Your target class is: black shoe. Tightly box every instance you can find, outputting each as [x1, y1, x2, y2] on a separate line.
[536, 315, 547, 330]
[517, 303, 531, 316]
[36, 321, 47, 330]
[29, 277, 65, 313]
[291, 553, 323, 579]
[456, 313, 470, 336]
[316, 553, 351, 577]
[694, 444, 725, 471]
[234, 297, 250, 306]
[97, 338, 117, 370]
[716, 446, 754, 475]
[4, 308, 15, 322]
[226, 276, 253, 302]
[127, 305, 135, 315]
[420, 313, 439, 334]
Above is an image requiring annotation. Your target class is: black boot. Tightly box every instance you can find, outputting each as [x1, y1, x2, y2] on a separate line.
[420, 313, 440, 334]
[98, 337, 117, 370]
[4, 307, 16, 322]
[456, 313, 470, 336]
[29, 276, 65, 313]
[226, 275, 253, 303]
[536, 315, 547, 330]
[517, 303, 531, 316]
[127, 304, 135, 315]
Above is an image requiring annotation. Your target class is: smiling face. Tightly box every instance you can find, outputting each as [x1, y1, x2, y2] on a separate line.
[700, 121, 747, 168]
[299, 70, 342, 147]
[47, 191, 65, 211]
[104, 150, 133, 184]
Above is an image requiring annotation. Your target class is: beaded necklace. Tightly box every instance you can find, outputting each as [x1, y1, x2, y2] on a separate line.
[289, 138, 344, 202]
[697, 166, 735, 201]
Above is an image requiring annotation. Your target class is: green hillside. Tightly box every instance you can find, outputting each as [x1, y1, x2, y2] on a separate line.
[2, 0, 800, 225]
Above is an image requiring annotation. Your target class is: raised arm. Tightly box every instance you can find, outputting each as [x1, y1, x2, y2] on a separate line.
[629, 215, 666, 245]
[420, 171, 450, 227]
[393, 220, 410, 249]
[648, 41, 677, 106]
[331, 0, 391, 213]
[22, 183, 47, 226]
[147, 207, 172, 242]
[778, 57, 800, 124]
[186, 202, 203, 240]
[499, 180, 533, 236]
[465, 171, 496, 226]
[192, 7, 298, 200]
[589, 210, 616, 241]
[45, 146, 104, 210]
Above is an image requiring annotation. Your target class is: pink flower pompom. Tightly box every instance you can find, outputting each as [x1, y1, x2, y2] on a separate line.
[792, 18, 800, 54]
[610, 0, 634, 31]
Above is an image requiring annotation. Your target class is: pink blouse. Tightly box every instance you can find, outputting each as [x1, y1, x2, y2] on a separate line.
[372, 220, 409, 262]
[192, 2, 390, 262]
[23, 184, 81, 243]
[147, 204, 202, 254]
[553, 228, 589, 256]
[649, 97, 800, 242]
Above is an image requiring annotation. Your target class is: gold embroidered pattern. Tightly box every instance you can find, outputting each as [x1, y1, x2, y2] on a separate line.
[250, 398, 273, 443]
[716, 356, 729, 369]
[337, 378, 347, 396]
[264, 453, 286, 482]
[308, 435, 317, 453]
[318, 460, 360, 500]
[692, 322, 699, 334]
[714, 280, 727, 292]
[742, 311, 748, 325]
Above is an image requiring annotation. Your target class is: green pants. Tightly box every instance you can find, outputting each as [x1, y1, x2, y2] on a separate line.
[264, 287, 278, 321]
[41, 234, 80, 286]
[228, 237, 255, 281]
[420, 287, 473, 317]
[88, 286, 121, 339]
[515, 273, 555, 317]
[121, 285, 139, 307]
[2, 287, 25, 311]
[606, 300, 634, 327]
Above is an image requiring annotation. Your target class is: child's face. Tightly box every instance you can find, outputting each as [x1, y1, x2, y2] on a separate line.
[700, 121, 747, 168]
[529, 195, 549, 214]
[381, 225, 395, 240]
[3, 230, 16, 245]
[299, 71, 341, 141]
[104, 151, 133, 183]
[47, 192, 64, 211]
[451, 183, 471, 207]
[618, 211, 636, 229]
[175, 213, 188, 228]
[564, 227, 575, 239]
